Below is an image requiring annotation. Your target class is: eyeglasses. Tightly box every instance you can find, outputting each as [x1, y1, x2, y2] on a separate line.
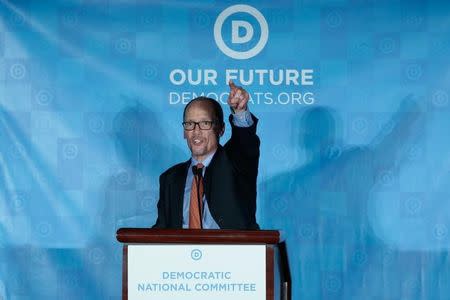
[182, 120, 215, 131]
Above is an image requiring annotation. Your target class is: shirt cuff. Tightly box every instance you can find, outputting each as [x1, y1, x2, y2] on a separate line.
[232, 109, 254, 127]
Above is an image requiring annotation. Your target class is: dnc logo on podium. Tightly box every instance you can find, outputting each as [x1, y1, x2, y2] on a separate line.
[214, 4, 269, 60]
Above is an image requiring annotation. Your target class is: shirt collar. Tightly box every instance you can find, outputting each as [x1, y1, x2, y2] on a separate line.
[190, 148, 217, 168]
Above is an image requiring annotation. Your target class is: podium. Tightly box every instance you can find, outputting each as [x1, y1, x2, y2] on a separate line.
[117, 228, 291, 300]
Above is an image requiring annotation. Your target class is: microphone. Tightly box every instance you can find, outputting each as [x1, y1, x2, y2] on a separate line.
[192, 165, 203, 176]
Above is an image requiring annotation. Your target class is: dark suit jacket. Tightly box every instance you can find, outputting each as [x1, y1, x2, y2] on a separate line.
[153, 114, 260, 230]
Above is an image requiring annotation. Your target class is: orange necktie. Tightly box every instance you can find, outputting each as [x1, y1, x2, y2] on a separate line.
[189, 163, 204, 229]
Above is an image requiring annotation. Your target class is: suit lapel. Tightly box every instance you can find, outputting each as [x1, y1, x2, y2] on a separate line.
[204, 146, 223, 206]
[171, 159, 190, 227]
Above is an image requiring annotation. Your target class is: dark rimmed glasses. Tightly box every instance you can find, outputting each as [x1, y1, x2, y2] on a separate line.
[182, 120, 215, 131]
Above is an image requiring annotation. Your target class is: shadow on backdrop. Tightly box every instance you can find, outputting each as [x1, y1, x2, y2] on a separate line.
[98, 99, 184, 241]
[89, 99, 184, 298]
[260, 95, 446, 299]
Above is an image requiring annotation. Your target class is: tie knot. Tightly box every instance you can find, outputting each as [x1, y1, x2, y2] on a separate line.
[196, 163, 204, 169]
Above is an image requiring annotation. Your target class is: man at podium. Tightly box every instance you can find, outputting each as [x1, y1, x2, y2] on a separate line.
[153, 81, 260, 230]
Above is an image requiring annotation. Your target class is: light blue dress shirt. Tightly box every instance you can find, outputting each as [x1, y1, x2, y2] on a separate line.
[182, 109, 254, 229]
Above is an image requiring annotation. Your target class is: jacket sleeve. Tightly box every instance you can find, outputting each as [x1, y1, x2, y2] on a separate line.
[152, 174, 167, 228]
[224, 113, 260, 176]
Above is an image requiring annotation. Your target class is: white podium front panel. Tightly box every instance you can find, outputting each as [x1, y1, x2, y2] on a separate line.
[127, 244, 266, 300]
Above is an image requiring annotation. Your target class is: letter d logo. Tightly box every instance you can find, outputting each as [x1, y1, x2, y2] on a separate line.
[214, 5, 269, 60]
[232, 20, 253, 44]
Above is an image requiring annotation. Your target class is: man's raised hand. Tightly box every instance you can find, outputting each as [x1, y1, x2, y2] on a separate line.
[227, 80, 249, 113]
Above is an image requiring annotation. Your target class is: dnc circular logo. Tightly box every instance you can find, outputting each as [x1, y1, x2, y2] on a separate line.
[191, 249, 202, 261]
[214, 4, 269, 60]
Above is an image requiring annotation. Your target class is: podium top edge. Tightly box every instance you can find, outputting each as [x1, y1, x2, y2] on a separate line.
[116, 228, 281, 244]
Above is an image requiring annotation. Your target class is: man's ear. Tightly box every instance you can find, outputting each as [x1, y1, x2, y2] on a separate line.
[218, 125, 225, 138]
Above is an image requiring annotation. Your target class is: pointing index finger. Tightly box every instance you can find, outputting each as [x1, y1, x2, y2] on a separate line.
[228, 80, 237, 90]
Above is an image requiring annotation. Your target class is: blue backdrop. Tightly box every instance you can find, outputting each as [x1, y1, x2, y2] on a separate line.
[1, 0, 450, 299]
